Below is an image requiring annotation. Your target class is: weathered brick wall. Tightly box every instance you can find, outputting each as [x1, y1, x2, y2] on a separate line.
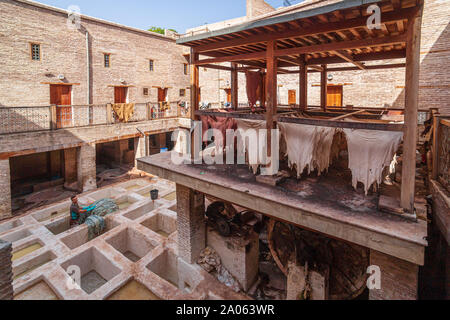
[0, 160, 12, 220]
[246, 0, 275, 19]
[0, 0, 190, 107]
[0, 240, 14, 300]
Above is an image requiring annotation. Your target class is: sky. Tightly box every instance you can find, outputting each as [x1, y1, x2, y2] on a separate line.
[34, 0, 296, 34]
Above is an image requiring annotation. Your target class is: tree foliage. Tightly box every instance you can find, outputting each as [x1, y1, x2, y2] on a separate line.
[148, 27, 177, 35]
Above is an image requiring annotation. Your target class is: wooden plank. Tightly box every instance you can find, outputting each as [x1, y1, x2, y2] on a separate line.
[190, 48, 200, 160]
[320, 65, 327, 110]
[432, 115, 441, 180]
[299, 54, 308, 111]
[401, 6, 423, 213]
[331, 109, 366, 121]
[275, 34, 407, 57]
[190, 7, 418, 53]
[266, 40, 277, 159]
[307, 49, 406, 65]
[231, 62, 238, 110]
[332, 50, 366, 70]
[278, 116, 404, 131]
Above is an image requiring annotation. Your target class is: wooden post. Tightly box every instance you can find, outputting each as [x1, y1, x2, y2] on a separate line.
[106, 103, 113, 124]
[260, 69, 266, 108]
[320, 64, 327, 111]
[299, 54, 308, 111]
[190, 48, 200, 161]
[146, 102, 151, 120]
[431, 114, 441, 180]
[266, 40, 277, 159]
[50, 105, 57, 130]
[401, 6, 423, 213]
[231, 62, 238, 110]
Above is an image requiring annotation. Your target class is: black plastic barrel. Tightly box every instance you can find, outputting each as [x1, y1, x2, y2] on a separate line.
[150, 189, 159, 201]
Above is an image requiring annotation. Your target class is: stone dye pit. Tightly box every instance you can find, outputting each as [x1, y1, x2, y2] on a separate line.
[0, 178, 245, 300]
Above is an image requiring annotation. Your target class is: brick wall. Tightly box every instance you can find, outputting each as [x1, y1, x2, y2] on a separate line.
[246, 0, 275, 19]
[0, 0, 190, 107]
[0, 160, 12, 220]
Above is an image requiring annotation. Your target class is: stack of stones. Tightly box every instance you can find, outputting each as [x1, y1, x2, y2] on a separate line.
[0, 239, 13, 300]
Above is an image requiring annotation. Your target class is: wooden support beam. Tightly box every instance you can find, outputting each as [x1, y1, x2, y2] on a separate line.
[195, 35, 407, 66]
[231, 62, 238, 110]
[331, 109, 366, 121]
[190, 48, 200, 160]
[200, 64, 233, 71]
[401, 6, 423, 213]
[275, 34, 407, 57]
[266, 40, 277, 160]
[307, 49, 406, 65]
[320, 64, 327, 111]
[299, 54, 308, 111]
[332, 50, 366, 70]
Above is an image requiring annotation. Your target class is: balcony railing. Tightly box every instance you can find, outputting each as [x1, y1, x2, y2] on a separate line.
[0, 101, 190, 135]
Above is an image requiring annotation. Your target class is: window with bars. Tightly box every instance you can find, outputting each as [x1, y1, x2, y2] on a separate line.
[30, 43, 40, 61]
[184, 64, 188, 75]
[149, 59, 154, 71]
[179, 89, 185, 97]
[143, 87, 149, 96]
[104, 54, 110, 68]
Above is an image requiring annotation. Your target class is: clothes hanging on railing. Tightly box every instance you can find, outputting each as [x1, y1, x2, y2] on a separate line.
[112, 103, 135, 122]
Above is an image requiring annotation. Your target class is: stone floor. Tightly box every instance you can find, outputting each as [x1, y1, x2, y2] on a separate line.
[0, 177, 246, 300]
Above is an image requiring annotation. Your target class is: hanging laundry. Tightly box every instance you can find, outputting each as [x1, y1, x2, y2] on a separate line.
[343, 128, 403, 195]
[278, 123, 336, 178]
[112, 103, 135, 122]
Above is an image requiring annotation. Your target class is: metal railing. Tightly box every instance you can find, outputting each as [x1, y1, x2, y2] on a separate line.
[0, 101, 190, 135]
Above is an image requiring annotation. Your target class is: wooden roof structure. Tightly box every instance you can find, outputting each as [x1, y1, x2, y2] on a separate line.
[177, 0, 425, 214]
[177, 0, 420, 71]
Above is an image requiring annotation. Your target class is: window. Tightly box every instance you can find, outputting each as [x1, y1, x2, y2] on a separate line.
[179, 89, 185, 97]
[104, 54, 110, 68]
[183, 64, 188, 75]
[143, 87, 149, 96]
[149, 59, 154, 71]
[30, 43, 40, 61]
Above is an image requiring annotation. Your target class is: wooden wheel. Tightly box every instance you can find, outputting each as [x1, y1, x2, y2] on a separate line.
[267, 219, 369, 300]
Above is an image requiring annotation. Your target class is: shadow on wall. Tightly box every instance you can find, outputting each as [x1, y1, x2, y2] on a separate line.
[392, 21, 450, 114]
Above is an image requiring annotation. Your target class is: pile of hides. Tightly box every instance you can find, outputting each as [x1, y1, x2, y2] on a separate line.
[85, 215, 106, 241]
[197, 247, 242, 293]
[343, 128, 403, 194]
[112, 103, 135, 122]
[235, 119, 267, 174]
[79, 198, 118, 240]
[245, 71, 265, 112]
[278, 123, 336, 178]
[201, 110, 237, 151]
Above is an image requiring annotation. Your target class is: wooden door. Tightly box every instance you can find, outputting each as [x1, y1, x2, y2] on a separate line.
[114, 87, 127, 103]
[288, 90, 296, 105]
[157, 88, 167, 102]
[224, 89, 232, 103]
[327, 85, 343, 107]
[50, 85, 72, 128]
